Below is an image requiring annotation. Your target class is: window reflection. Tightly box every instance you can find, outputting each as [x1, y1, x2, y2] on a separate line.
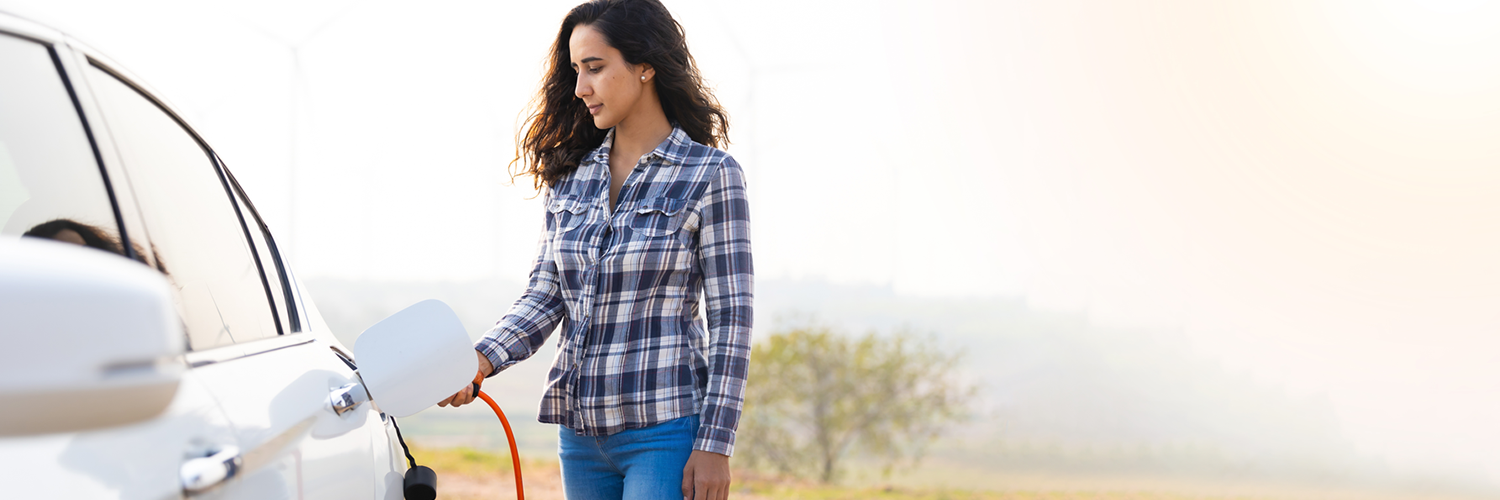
[0, 34, 121, 258]
[21, 218, 166, 275]
[24, 218, 121, 254]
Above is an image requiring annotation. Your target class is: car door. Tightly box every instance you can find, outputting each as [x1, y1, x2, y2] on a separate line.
[0, 26, 238, 499]
[79, 59, 380, 499]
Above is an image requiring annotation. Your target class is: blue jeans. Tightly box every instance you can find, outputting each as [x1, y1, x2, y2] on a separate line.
[559, 415, 699, 500]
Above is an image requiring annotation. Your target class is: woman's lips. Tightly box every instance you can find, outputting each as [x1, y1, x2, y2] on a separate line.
[588, 104, 603, 115]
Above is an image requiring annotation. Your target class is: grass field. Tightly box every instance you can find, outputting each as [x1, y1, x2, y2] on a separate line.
[407, 445, 1490, 500]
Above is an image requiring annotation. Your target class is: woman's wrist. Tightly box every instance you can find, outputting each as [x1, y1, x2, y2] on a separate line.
[476, 349, 495, 377]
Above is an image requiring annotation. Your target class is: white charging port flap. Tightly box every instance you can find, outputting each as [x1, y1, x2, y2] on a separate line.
[352, 299, 476, 417]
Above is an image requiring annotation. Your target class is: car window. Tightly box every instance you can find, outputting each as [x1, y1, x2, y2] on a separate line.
[85, 64, 279, 350]
[0, 33, 124, 257]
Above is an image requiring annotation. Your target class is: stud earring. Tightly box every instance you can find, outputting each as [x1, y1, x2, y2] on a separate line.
[640, 75, 647, 82]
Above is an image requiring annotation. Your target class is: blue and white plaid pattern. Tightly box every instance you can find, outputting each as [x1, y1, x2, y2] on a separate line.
[477, 127, 753, 456]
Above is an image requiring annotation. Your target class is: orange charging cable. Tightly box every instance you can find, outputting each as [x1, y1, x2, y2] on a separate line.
[472, 373, 524, 500]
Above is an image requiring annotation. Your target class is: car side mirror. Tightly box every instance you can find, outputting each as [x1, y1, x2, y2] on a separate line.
[346, 300, 476, 418]
[0, 238, 184, 436]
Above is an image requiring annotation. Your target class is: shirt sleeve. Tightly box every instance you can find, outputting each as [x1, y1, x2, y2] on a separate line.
[693, 155, 754, 456]
[475, 195, 568, 376]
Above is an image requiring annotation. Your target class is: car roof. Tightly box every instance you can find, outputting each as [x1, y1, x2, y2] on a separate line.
[0, 7, 65, 45]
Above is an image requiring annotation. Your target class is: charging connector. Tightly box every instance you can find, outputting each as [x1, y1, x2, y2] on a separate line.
[389, 374, 524, 500]
[391, 417, 437, 500]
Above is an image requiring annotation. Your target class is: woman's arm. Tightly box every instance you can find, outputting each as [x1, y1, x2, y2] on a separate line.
[693, 156, 754, 457]
[441, 201, 569, 408]
[476, 207, 568, 375]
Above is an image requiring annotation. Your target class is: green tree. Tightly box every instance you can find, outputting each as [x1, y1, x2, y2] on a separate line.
[738, 320, 975, 483]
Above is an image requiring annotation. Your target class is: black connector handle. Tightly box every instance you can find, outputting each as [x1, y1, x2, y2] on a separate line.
[403, 465, 437, 500]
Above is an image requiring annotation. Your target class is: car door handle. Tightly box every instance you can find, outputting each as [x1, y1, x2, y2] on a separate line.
[180, 446, 242, 494]
[329, 382, 369, 416]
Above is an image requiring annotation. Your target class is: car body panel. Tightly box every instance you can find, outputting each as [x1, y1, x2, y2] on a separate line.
[190, 335, 376, 499]
[0, 370, 235, 499]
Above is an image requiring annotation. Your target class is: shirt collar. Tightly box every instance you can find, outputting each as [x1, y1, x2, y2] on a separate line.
[591, 126, 693, 167]
[654, 126, 693, 165]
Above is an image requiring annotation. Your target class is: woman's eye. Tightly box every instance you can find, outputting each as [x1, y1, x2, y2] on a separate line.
[588, 66, 602, 74]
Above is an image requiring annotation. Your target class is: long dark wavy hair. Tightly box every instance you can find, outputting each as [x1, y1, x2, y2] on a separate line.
[514, 0, 730, 190]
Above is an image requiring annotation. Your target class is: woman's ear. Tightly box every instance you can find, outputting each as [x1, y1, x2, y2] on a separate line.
[639, 64, 655, 83]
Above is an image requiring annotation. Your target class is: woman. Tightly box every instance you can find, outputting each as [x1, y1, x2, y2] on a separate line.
[438, 1, 752, 499]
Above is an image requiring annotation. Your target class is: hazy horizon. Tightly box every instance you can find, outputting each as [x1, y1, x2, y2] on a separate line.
[305, 275, 1491, 495]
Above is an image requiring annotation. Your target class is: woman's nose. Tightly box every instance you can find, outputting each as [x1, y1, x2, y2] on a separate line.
[575, 75, 590, 98]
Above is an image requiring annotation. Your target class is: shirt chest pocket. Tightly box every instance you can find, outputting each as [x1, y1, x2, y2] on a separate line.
[630, 197, 689, 237]
[549, 195, 592, 232]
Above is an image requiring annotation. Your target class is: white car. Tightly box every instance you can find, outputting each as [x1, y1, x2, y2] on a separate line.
[0, 10, 474, 500]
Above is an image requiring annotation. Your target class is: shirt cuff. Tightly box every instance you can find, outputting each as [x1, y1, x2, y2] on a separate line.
[474, 334, 513, 378]
[693, 422, 737, 456]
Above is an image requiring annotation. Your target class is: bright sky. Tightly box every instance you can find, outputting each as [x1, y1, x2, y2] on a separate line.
[8, 0, 1500, 485]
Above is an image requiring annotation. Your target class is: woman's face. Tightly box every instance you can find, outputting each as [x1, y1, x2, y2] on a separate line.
[569, 24, 652, 130]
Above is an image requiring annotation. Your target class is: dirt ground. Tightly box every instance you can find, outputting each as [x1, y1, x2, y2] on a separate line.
[432, 461, 565, 500]
[411, 447, 1491, 500]
[426, 460, 777, 500]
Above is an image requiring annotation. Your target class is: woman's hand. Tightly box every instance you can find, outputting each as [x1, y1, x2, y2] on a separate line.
[681, 450, 730, 500]
[438, 350, 493, 408]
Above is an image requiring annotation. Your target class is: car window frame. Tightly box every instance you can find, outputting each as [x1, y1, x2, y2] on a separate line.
[219, 155, 301, 334]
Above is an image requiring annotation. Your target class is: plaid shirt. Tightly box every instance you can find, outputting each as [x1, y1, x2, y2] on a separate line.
[477, 127, 753, 456]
